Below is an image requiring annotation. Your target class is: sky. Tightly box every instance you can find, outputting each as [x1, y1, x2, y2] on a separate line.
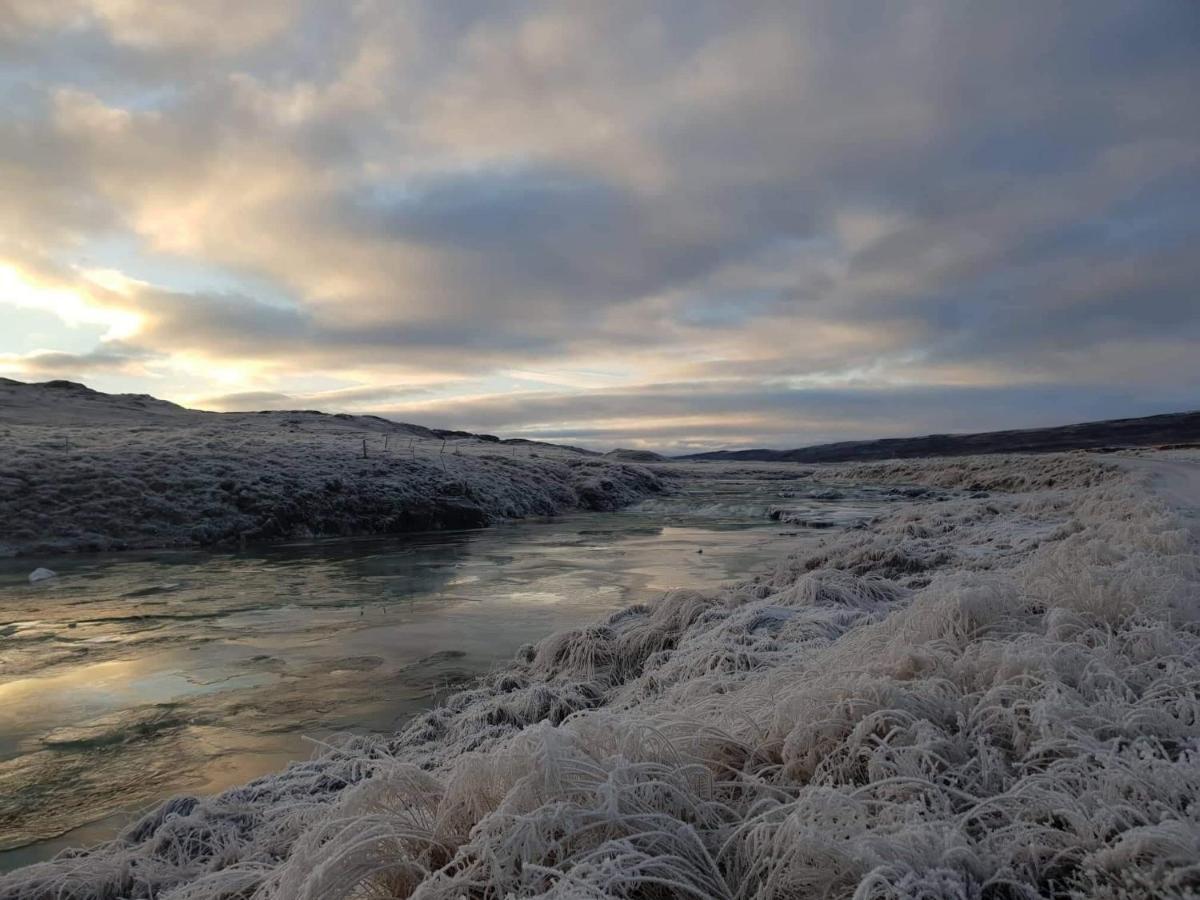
[1, 1, 1197, 452]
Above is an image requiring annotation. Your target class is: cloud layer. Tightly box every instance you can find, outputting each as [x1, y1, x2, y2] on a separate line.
[2, 1, 1197, 450]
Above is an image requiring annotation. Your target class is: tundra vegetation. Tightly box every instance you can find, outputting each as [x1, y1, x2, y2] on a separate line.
[4, 451, 1199, 899]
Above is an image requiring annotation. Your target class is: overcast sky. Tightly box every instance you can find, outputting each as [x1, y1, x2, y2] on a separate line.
[2, 2, 1197, 451]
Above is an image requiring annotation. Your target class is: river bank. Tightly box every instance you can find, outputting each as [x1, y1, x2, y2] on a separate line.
[4, 450, 1198, 898]
[0, 423, 664, 558]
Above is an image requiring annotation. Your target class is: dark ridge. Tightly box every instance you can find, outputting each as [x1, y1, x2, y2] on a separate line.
[42, 379, 96, 391]
[604, 448, 666, 462]
[679, 410, 1200, 463]
[433, 428, 500, 442]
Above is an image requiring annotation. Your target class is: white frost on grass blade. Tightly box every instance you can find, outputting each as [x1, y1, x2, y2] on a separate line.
[4, 452, 1200, 899]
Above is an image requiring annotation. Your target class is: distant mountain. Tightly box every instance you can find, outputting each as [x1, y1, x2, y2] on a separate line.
[679, 410, 1200, 463]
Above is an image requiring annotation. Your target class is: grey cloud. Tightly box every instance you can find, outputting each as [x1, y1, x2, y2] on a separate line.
[196, 390, 294, 410]
[0, 343, 157, 376]
[199, 383, 446, 412]
[1, 1, 1198, 446]
[122, 286, 572, 366]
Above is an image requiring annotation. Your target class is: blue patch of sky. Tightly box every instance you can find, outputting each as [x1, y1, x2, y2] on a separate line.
[1, 27, 157, 97]
[69, 233, 302, 312]
[0, 42, 186, 132]
[0, 308, 107, 355]
[965, 129, 1093, 178]
[1101, 173, 1200, 250]
[997, 172, 1199, 272]
[0, 68, 45, 119]
[1061, 4, 1200, 77]
[677, 290, 782, 329]
[356, 166, 626, 247]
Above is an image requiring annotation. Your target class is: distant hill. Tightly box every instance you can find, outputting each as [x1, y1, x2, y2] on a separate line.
[0, 378, 663, 556]
[604, 448, 666, 462]
[0, 378, 594, 455]
[0, 377, 437, 436]
[0, 377, 195, 426]
[680, 410, 1200, 463]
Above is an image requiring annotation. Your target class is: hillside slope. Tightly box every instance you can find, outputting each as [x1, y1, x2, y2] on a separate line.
[0, 379, 661, 556]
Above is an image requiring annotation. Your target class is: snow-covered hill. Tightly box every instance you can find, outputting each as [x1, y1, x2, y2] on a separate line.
[0, 379, 662, 556]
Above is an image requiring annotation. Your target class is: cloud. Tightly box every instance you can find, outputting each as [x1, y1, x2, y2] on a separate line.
[1, 1, 1197, 447]
[198, 382, 447, 412]
[0, 343, 155, 377]
[1, 0, 297, 53]
[192, 390, 295, 410]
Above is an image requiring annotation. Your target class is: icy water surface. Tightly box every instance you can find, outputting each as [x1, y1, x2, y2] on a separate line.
[0, 473, 891, 868]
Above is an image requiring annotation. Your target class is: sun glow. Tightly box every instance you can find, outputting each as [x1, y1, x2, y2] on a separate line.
[0, 264, 142, 341]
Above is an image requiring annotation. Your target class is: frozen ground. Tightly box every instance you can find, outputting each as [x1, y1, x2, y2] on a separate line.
[4, 450, 1198, 898]
[0, 381, 664, 556]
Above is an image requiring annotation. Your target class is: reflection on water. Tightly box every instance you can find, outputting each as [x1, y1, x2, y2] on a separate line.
[0, 474, 890, 869]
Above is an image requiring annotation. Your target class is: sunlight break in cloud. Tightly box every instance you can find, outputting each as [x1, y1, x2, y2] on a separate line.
[0, 264, 141, 341]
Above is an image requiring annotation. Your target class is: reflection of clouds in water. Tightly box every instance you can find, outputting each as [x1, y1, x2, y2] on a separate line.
[0, 473, 876, 863]
[503, 591, 568, 606]
[0, 648, 469, 852]
[0, 534, 479, 681]
[0, 658, 171, 715]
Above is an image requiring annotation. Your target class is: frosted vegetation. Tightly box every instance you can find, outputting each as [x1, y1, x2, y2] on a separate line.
[4, 452, 1199, 899]
[0, 414, 662, 557]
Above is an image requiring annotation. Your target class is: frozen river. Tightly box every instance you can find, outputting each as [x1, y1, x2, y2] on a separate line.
[0, 472, 893, 869]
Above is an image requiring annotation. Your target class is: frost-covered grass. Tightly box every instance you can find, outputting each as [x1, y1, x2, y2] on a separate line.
[0, 420, 662, 556]
[4, 452, 1200, 899]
